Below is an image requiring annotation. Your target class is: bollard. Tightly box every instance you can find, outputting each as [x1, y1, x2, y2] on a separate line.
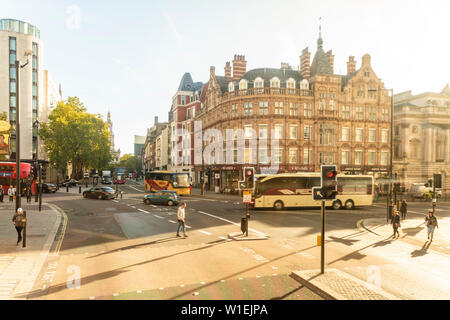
[79, 186, 81, 194]
[317, 235, 322, 246]
[66, 185, 69, 192]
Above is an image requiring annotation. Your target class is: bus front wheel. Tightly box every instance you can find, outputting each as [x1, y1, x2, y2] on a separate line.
[273, 201, 284, 210]
[332, 200, 342, 210]
[344, 200, 355, 210]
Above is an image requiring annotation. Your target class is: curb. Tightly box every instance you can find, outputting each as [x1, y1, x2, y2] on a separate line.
[228, 232, 269, 241]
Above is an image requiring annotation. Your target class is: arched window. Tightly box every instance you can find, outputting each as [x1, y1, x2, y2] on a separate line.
[286, 78, 296, 89]
[254, 77, 264, 88]
[239, 79, 248, 90]
[228, 82, 234, 92]
[270, 77, 280, 88]
[300, 79, 309, 90]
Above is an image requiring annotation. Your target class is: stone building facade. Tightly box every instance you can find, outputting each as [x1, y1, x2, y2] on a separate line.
[194, 32, 392, 193]
[393, 84, 450, 193]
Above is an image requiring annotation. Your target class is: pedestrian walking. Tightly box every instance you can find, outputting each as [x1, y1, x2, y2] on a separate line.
[425, 210, 439, 241]
[7, 185, 13, 202]
[26, 186, 32, 203]
[400, 199, 407, 220]
[392, 209, 401, 239]
[176, 202, 188, 238]
[12, 208, 25, 245]
[0, 185, 4, 202]
[12, 186, 16, 200]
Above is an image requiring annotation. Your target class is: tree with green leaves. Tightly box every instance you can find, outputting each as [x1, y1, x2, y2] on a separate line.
[118, 154, 138, 173]
[39, 97, 112, 180]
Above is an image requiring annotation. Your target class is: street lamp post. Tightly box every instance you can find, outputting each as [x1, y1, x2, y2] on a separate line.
[33, 120, 40, 203]
[15, 50, 32, 248]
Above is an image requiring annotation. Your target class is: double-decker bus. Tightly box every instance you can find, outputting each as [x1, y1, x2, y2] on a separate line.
[0, 162, 36, 195]
[114, 167, 126, 184]
[251, 173, 373, 210]
[145, 171, 191, 196]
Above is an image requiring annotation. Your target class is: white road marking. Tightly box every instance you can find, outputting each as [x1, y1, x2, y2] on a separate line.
[197, 211, 267, 237]
[137, 290, 142, 293]
[199, 230, 212, 235]
[131, 206, 136, 209]
[219, 236, 227, 240]
[127, 185, 144, 192]
[168, 220, 177, 224]
[113, 293, 119, 296]
[185, 225, 192, 229]
[112, 200, 119, 203]
[138, 209, 149, 213]
[154, 215, 164, 219]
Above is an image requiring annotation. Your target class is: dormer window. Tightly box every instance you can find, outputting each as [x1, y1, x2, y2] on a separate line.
[228, 82, 234, 92]
[270, 77, 280, 88]
[239, 79, 248, 90]
[254, 77, 264, 88]
[300, 79, 309, 90]
[286, 78, 296, 89]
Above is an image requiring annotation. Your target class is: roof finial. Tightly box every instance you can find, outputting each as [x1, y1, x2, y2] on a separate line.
[317, 17, 323, 49]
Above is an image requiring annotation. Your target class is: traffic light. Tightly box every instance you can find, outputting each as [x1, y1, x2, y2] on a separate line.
[393, 182, 401, 193]
[31, 165, 36, 180]
[244, 167, 255, 190]
[426, 179, 433, 188]
[41, 166, 46, 180]
[321, 165, 338, 200]
[434, 174, 442, 189]
[313, 186, 325, 201]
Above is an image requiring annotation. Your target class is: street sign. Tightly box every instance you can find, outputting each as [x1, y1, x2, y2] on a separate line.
[238, 180, 247, 190]
[243, 191, 252, 203]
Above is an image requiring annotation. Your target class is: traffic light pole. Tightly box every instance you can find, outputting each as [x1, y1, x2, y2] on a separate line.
[38, 165, 42, 212]
[245, 203, 249, 237]
[320, 200, 325, 274]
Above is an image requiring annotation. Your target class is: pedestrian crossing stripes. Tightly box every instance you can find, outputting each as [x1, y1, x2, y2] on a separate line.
[198, 230, 212, 235]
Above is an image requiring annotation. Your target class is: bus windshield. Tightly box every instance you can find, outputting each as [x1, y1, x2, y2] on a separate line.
[173, 174, 190, 188]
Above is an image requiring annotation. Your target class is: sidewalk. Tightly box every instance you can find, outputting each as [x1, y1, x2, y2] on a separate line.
[0, 201, 62, 300]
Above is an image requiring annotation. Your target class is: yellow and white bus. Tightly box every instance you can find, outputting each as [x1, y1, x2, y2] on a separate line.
[250, 173, 373, 210]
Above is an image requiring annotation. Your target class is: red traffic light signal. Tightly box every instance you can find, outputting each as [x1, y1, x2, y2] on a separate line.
[327, 170, 337, 178]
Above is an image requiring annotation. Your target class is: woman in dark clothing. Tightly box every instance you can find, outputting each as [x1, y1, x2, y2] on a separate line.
[392, 209, 401, 239]
[12, 208, 25, 245]
[400, 199, 407, 220]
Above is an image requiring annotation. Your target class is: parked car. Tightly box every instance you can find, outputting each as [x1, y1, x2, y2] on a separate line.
[143, 190, 179, 206]
[42, 183, 57, 193]
[59, 179, 79, 187]
[83, 187, 116, 200]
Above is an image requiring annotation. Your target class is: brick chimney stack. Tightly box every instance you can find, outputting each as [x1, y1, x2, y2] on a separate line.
[326, 50, 335, 74]
[300, 47, 311, 79]
[232, 55, 247, 81]
[347, 56, 356, 75]
[224, 61, 232, 80]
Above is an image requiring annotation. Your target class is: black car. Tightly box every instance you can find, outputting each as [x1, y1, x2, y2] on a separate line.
[42, 183, 57, 193]
[82, 187, 116, 200]
[59, 179, 79, 187]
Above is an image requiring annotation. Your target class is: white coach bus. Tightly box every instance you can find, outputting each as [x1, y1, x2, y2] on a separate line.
[250, 173, 374, 210]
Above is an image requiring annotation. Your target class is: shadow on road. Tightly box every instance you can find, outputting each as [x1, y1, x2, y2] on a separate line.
[328, 236, 360, 246]
[410, 241, 431, 258]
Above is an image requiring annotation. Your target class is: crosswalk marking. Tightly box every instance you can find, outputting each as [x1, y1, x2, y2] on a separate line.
[138, 209, 149, 213]
[154, 215, 164, 219]
[168, 220, 177, 224]
[199, 230, 212, 235]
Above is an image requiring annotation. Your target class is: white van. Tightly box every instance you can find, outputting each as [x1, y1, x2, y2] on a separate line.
[409, 183, 442, 198]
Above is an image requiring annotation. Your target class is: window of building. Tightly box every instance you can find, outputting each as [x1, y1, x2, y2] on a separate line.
[289, 125, 298, 139]
[244, 102, 252, 116]
[275, 148, 283, 163]
[368, 107, 377, 120]
[304, 125, 312, 140]
[304, 103, 312, 117]
[303, 149, 312, 165]
[259, 101, 268, 115]
[289, 148, 298, 164]
[342, 105, 350, 119]
[287, 78, 296, 89]
[355, 128, 363, 142]
[270, 77, 280, 88]
[382, 108, 389, 121]
[319, 100, 325, 110]
[233, 149, 238, 163]
[355, 106, 364, 120]
[381, 151, 388, 165]
[274, 102, 284, 115]
[342, 150, 349, 165]
[254, 77, 264, 88]
[181, 95, 185, 105]
[355, 150, 363, 165]
[228, 82, 234, 92]
[300, 79, 309, 90]
[231, 104, 238, 117]
[320, 125, 333, 145]
[368, 151, 376, 165]
[245, 148, 253, 163]
[323, 152, 334, 164]
[239, 79, 248, 90]
[289, 103, 298, 116]
[342, 127, 350, 142]
[381, 129, 389, 143]
[259, 148, 268, 164]
[368, 88, 377, 99]
[368, 128, 376, 142]
[329, 100, 336, 111]
[244, 125, 253, 139]
[357, 85, 365, 98]
[259, 125, 268, 139]
[274, 124, 283, 139]
[394, 126, 399, 136]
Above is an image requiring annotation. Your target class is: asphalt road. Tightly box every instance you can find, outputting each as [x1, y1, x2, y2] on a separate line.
[28, 180, 450, 300]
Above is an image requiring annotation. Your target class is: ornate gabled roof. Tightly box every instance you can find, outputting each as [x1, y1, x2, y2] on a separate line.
[215, 76, 230, 93]
[310, 35, 333, 76]
[177, 72, 203, 92]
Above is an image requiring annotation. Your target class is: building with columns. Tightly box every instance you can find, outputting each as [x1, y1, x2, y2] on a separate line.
[393, 84, 450, 193]
[193, 30, 392, 193]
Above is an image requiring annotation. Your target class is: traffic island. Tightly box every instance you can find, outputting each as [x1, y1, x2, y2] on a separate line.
[228, 232, 269, 241]
[291, 268, 399, 300]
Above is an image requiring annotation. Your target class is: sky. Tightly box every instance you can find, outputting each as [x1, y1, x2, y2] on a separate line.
[2, 0, 450, 155]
